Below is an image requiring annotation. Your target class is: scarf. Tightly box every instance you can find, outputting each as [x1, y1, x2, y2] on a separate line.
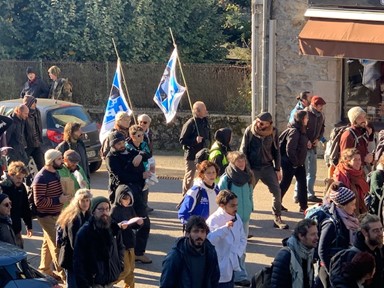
[225, 163, 251, 186]
[286, 236, 314, 287]
[336, 207, 359, 244]
[0, 215, 12, 225]
[252, 123, 273, 137]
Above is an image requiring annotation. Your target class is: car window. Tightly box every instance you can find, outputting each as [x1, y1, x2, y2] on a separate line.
[47, 106, 92, 129]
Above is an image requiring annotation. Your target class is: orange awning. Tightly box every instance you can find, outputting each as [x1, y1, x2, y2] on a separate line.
[299, 18, 384, 60]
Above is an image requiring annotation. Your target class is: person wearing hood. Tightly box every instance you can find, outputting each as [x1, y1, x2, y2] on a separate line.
[271, 218, 318, 288]
[0, 161, 32, 248]
[23, 94, 44, 170]
[279, 110, 309, 212]
[209, 128, 232, 177]
[0, 193, 17, 245]
[111, 184, 144, 288]
[178, 160, 220, 224]
[160, 215, 220, 288]
[20, 66, 49, 99]
[239, 111, 288, 229]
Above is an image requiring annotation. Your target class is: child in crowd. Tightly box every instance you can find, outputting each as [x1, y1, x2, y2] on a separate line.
[111, 184, 144, 288]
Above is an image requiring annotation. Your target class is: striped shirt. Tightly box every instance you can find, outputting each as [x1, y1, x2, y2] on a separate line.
[32, 168, 63, 216]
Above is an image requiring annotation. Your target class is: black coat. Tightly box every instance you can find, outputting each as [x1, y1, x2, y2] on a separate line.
[20, 77, 49, 99]
[179, 117, 211, 161]
[0, 216, 16, 245]
[5, 113, 28, 164]
[24, 108, 43, 148]
[0, 175, 32, 235]
[281, 123, 308, 167]
[73, 216, 125, 287]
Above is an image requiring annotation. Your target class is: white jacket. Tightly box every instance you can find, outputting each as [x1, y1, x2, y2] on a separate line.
[206, 207, 247, 283]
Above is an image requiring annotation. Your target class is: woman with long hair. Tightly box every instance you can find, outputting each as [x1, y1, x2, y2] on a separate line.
[178, 160, 220, 224]
[333, 148, 369, 215]
[279, 110, 309, 212]
[318, 182, 360, 288]
[56, 188, 92, 288]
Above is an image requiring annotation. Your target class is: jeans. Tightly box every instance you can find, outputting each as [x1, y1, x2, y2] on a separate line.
[233, 254, 248, 282]
[294, 149, 317, 198]
[218, 278, 234, 288]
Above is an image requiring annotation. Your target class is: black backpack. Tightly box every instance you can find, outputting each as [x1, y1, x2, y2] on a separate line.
[195, 148, 210, 164]
[329, 246, 361, 286]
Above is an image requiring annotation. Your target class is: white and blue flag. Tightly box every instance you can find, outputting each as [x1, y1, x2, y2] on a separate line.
[99, 59, 132, 143]
[154, 48, 186, 123]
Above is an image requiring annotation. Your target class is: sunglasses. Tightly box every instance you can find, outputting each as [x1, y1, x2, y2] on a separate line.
[2, 202, 11, 208]
[134, 133, 143, 138]
[140, 121, 148, 125]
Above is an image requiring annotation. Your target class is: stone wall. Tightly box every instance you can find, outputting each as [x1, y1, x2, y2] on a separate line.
[271, 0, 342, 139]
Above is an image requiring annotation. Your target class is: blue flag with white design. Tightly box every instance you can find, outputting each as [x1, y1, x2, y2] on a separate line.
[153, 48, 186, 123]
[99, 59, 132, 143]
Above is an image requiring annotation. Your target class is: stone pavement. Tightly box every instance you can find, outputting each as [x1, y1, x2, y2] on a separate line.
[23, 150, 330, 287]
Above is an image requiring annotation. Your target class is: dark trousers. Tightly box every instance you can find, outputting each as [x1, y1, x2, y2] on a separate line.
[280, 156, 308, 210]
[26, 146, 45, 170]
[130, 183, 150, 256]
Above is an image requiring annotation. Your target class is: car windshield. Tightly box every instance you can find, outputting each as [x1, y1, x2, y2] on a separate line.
[47, 106, 92, 128]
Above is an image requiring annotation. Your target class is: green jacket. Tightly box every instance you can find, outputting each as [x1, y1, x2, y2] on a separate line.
[58, 164, 90, 196]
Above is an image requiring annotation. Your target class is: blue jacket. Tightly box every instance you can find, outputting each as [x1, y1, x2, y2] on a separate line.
[288, 101, 305, 124]
[160, 237, 220, 288]
[218, 174, 253, 223]
[178, 180, 219, 224]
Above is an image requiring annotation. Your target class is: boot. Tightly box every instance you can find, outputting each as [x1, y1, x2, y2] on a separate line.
[273, 216, 289, 229]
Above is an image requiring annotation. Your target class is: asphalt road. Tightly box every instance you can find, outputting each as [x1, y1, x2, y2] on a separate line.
[24, 151, 328, 287]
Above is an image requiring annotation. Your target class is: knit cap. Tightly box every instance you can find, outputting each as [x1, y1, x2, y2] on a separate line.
[26, 67, 36, 75]
[108, 131, 125, 147]
[44, 149, 62, 165]
[23, 95, 37, 108]
[256, 112, 273, 123]
[311, 96, 326, 106]
[0, 193, 8, 205]
[347, 107, 366, 124]
[330, 187, 356, 206]
[91, 196, 110, 213]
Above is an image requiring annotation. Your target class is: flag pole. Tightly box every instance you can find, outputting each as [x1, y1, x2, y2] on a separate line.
[112, 38, 137, 124]
[169, 28, 200, 136]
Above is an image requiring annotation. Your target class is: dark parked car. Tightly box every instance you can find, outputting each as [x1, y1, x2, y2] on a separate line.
[0, 241, 60, 288]
[0, 99, 102, 173]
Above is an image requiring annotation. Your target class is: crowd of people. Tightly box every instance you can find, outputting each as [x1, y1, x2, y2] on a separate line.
[1, 72, 384, 288]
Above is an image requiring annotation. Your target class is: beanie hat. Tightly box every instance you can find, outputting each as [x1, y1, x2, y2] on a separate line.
[214, 128, 232, 146]
[311, 96, 326, 106]
[23, 95, 37, 108]
[63, 149, 81, 163]
[348, 106, 366, 124]
[108, 131, 125, 147]
[26, 67, 36, 75]
[0, 193, 8, 205]
[256, 112, 273, 122]
[330, 187, 356, 206]
[91, 196, 110, 213]
[44, 149, 62, 165]
[115, 111, 130, 122]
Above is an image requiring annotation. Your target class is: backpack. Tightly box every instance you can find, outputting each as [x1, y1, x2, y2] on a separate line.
[195, 148, 210, 164]
[251, 247, 291, 288]
[326, 125, 359, 166]
[305, 204, 342, 260]
[329, 246, 361, 286]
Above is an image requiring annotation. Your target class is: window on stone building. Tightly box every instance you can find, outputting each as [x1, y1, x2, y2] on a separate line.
[344, 59, 384, 122]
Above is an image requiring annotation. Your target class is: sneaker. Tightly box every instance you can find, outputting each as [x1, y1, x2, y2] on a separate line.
[135, 254, 152, 264]
[281, 205, 288, 212]
[273, 216, 289, 229]
[308, 195, 322, 203]
[234, 279, 251, 287]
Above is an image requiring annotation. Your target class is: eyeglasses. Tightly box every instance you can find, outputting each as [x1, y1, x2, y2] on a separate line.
[140, 121, 148, 125]
[2, 202, 11, 208]
[96, 207, 110, 212]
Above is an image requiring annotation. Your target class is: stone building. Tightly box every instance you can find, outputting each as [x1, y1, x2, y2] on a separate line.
[264, 0, 384, 136]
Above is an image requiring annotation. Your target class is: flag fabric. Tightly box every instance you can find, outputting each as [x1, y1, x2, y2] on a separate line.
[153, 48, 186, 123]
[99, 59, 132, 143]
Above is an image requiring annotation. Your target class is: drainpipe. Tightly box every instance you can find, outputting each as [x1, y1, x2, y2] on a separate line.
[268, 19, 276, 120]
[260, 0, 268, 112]
[251, 0, 258, 121]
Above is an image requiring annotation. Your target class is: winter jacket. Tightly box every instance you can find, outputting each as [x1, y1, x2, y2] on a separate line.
[179, 117, 211, 161]
[206, 208, 246, 283]
[239, 124, 281, 171]
[57, 164, 90, 198]
[0, 174, 32, 234]
[209, 143, 229, 177]
[111, 185, 141, 249]
[56, 140, 90, 180]
[24, 108, 43, 148]
[49, 78, 73, 102]
[0, 115, 13, 136]
[125, 138, 152, 170]
[218, 174, 253, 223]
[20, 76, 49, 99]
[288, 101, 305, 124]
[340, 126, 369, 161]
[368, 168, 384, 223]
[0, 216, 17, 245]
[281, 123, 308, 167]
[318, 203, 351, 271]
[74, 216, 125, 287]
[178, 179, 219, 224]
[304, 105, 325, 147]
[160, 237, 220, 288]
[59, 211, 91, 270]
[5, 113, 28, 164]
